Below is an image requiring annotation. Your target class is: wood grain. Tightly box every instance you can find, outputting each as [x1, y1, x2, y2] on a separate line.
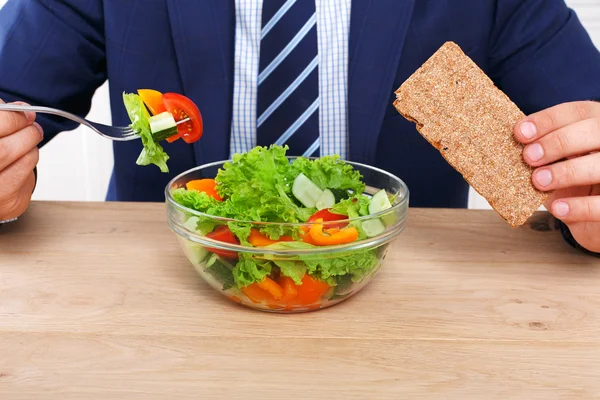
[1, 202, 600, 399]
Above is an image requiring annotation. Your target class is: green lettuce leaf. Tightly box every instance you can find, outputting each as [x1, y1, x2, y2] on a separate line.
[227, 222, 252, 247]
[330, 195, 372, 240]
[289, 154, 366, 195]
[273, 260, 307, 285]
[210, 145, 314, 241]
[171, 188, 225, 234]
[331, 195, 371, 218]
[123, 92, 170, 173]
[171, 188, 221, 213]
[232, 254, 272, 287]
[302, 249, 379, 285]
[263, 242, 379, 286]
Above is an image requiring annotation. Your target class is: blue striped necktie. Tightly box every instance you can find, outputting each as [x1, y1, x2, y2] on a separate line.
[256, 0, 320, 157]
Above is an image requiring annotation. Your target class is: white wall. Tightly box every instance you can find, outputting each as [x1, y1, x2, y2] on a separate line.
[0, 0, 598, 206]
[32, 82, 114, 202]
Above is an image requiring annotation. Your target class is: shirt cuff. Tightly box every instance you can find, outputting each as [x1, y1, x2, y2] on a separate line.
[558, 220, 600, 258]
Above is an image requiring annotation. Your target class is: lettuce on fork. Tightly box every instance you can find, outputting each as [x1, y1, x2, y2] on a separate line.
[122, 92, 170, 173]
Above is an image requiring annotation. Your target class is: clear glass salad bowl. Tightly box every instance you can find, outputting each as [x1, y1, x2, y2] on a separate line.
[165, 158, 409, 313]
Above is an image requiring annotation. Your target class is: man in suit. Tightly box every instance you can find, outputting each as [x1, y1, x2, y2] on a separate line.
[0, 0, 599, 254]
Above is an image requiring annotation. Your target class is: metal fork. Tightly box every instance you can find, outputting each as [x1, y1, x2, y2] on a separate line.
[0, 103, 138, 141]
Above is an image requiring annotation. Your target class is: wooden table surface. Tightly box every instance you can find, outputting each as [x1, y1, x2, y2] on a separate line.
[1, 201, 600, 399]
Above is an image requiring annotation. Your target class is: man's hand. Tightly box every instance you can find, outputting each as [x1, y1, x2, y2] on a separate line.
[514, 101, 600, 253]
[0, 99, 43, 221]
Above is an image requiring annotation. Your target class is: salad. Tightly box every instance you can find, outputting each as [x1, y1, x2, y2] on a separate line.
[171, 145, 398, 310]
[123, 89, 203, 172]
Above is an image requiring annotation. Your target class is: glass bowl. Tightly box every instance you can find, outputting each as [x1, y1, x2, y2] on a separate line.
[165, 158, 409, 313]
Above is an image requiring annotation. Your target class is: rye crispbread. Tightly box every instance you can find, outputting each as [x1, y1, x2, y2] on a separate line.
[393, 41, 549, 227]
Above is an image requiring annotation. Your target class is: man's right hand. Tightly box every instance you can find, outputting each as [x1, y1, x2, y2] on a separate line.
[0, 99, 43, 221]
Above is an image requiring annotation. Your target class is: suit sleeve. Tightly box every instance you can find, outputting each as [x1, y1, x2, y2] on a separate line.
[0, 0, 106, 147]
[488, 0, 600, 113]
[488, 0, 600, 256]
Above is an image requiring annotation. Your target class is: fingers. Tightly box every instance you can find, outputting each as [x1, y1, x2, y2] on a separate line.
[515, 101, 600, 144]
[0, 98, 40, 221]
[0, 98, 36, 138]
[0, 123, 43, 171]
[0, 146, 40, 199]
[550, 196, 600, 223]
[0, 171, 36, 221]
[532, 152, 600, 191]
[522, 118, 600, 166]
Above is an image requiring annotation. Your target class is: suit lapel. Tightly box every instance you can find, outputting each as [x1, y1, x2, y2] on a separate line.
[348, 0, 415, 163]
[166, 0, 234, 165]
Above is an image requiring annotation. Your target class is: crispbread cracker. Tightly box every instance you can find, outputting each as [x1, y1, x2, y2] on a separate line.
[393, 41, 549, 227]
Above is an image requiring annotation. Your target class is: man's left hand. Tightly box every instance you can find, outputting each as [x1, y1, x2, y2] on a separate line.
[514, 101, 600, 253]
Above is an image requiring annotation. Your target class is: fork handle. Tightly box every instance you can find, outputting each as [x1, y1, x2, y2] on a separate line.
[0, 104, 87, 126]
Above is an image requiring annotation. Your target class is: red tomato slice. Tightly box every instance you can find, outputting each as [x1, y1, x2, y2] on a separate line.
[137, 89, 167, 115]
[162, 93, 203, 144]
[307, 209, 348, 229]
[205, 226, 239, 259]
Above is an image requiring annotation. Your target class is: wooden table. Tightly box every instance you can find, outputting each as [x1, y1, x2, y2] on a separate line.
[1, 202, 600, 399]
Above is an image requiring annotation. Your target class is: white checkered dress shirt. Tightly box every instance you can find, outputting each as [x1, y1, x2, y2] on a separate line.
[230, 0, 351, 159]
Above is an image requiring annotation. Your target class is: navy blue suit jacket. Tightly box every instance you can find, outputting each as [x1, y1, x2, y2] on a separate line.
[1, 0, 600, 210]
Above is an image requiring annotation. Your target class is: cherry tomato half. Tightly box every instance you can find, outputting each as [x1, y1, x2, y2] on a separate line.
[205, 226, 239, 259]
[162, 93, 203, 144]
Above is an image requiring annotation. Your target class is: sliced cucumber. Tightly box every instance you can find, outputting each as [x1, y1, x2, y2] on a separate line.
[366, 189, 396, 231]
[183, 216, 199, 232]
[361, 219, 386, 237]
[187, 243, 209, 266]
[181, 217, 209, 265]
[292, 173, 323, 208]
[380, 210, 397, 227]
[315, 189, 335, 210]
[330, 188, 350, 202]
[149, 111, 178, 141]
[179, 237, 209, 266]
[369, 189, 393, 214]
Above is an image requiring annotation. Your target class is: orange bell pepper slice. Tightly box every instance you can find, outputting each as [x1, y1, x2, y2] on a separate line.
[185, 178, 223, 201]
[242, 277, 284, 304]
[257, 277, 284, 300]
[309, 218, 359, 246]
[228, 295, 241, 303]
[242, 284, 272, 304]
[242, 275, 329, 309]
[137, 89, 167, 115]
[278, 276, 299, 301]
[296, 274, 331, 306]
[248, 229, 294, 247]
[301, 230, 318, 245]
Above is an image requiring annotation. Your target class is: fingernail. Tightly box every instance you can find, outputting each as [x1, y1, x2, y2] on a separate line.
[24, 111, 35, 123]
[525, 143, 544, 162]
[534, 169, 553, 187]
[33, 122, 44, 138]
[520, 122, 537, 140]
[553, 201, 569, 218]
